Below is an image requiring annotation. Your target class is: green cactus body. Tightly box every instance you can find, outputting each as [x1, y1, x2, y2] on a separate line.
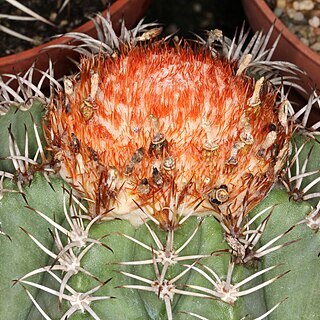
[1, 16, 320, 320]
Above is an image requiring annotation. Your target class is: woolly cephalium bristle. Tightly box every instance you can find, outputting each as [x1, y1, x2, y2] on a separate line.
[46, 44, 291, 227]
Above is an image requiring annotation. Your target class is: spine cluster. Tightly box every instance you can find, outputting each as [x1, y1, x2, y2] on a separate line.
[0, 14, 320, 320]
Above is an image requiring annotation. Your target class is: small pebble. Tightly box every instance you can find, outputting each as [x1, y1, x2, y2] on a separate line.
[309, 15, 320, 27]
[193, 3, 202, 13]
[49, 12, 57, 22]
[277, 0, 287, 9]
[300, 37, 310, 45]
[293, 0, 315, 10]
[60, 20, 68, 27]
[293, 11, 305, 21]
[287, 8, 298, 19]
[271, 0, 320, 54]
[275, 7, 284, 16]
[301, 0, 315, 10]
[310, 41, 320, 50]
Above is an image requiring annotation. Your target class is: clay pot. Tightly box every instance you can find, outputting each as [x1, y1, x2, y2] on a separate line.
[242, 0, 320, 95]
[0, 0, 151, 79]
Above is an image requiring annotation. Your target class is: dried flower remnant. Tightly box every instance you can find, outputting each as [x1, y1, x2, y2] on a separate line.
[46, 44, 292, 226]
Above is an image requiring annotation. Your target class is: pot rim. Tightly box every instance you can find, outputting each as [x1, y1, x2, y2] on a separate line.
[0, 0, 151, 71]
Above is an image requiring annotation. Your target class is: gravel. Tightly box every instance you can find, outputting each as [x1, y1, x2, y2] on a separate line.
[269, 0, 320, 53]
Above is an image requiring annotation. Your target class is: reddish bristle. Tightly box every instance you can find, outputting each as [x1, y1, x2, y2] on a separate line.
[46, 44, 291, 226]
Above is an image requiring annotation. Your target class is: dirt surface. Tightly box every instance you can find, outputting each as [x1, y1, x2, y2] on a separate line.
[0, 0, 246, 57]
[146, 0, 246, 39]
[0, 0, 109, 56]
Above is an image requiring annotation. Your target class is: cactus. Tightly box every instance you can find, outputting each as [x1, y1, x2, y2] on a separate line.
[1, 15, 320, 320]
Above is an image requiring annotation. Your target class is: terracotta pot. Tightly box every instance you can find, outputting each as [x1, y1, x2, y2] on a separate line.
[242, 0, 320, 96]
[0, 0, 151, 79]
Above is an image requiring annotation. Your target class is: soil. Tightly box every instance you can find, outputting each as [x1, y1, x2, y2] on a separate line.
[0, 0, 246, 57]
[0, 0, 109, 57]
[145, 0, 246, 40]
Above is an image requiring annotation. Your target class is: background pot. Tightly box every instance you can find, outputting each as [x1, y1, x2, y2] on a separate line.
[0, 0, 151, 79]
[242, 0, 320, 123]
